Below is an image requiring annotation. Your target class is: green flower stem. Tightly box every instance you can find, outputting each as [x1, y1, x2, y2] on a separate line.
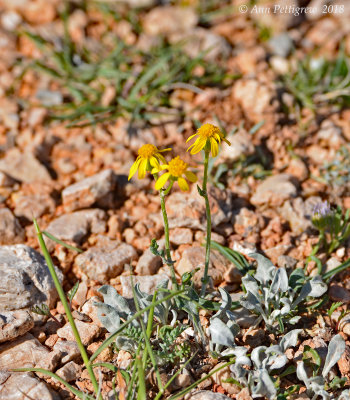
[153, 173, 178, 289]
[33, 219, 101, 399]
[200, 149, 212, 297]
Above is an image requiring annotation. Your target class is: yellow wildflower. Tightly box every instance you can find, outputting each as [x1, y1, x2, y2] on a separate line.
[186, 123, 231, 157]
[128, 144, 171, 180]
[154, 156, 197, 192]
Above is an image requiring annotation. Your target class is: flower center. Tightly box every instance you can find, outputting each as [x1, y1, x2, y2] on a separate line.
[197, 123, 221, 139]
[138, 144, 157, 158]
[168, 156, 187, 178]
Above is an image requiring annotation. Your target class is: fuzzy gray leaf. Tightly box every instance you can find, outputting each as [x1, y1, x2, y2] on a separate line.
[208, 317, 236, 347]
[322, 334, 346, 377]
[242, 275, 260, 298]
[270, 267, 289, 294]
[115, 336, 137, 352]
[296, 361, 310, 389]
[249, 253, 276, 285]
[308, 276, 328, 297]
[94, 302, 121, 333]
[292, 276, 327, 308]
[251, 346, 268, 369]
[279, 329, 302, 352]
[253, 369, 277, 400]
[98, 285, 131, 315]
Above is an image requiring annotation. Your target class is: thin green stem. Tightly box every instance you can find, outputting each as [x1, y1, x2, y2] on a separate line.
[33, 219, 101, 399]
[200, 150, 212, 297]
[153, 173, 178, 290]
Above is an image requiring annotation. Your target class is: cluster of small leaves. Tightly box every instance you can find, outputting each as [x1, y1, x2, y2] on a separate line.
[312, 203, 350, 255]
[282, 51, 350, 111]
[240, 253, 327, 332]
[297, 334, 347, 399]
[317, 146, 350, 189]
[228, 329, 302, 399]
[155, 325, 191, 365]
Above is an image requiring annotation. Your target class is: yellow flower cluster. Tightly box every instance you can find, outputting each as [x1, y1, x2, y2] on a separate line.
[128, 123, 230, 191]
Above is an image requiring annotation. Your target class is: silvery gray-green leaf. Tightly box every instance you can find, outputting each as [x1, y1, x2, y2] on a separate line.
[115, 336, 138, 353]
[252, 369, 277, 399]
[98, 285, 131, 315]
[270, 267, 289, 294]
[249, 253, 276, 285]
[251, 346, 268, 369]
[339, 389, 350, 400]
[94, 302, 121, 333]
[279, 329, 302, 352]
[322, 334, 346, 378]
[242, 274, 260, 298]
[208, 317, 237, 347]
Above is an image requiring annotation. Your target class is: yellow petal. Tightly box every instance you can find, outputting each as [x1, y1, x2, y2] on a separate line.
[210, 138, 219, 157]
[185, 171, 197, 183]
[150, 157, 160, 168]
[159, 148, 172, 152]
[177, 177, 189, 191]
[138, 158, 148, 179]
[155, 172, 171, 191]
[128, 158, 141, 180]
[186, 133, 198, 143]
[189, 138, 206, 155]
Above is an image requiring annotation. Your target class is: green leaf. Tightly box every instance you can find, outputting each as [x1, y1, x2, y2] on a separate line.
[67, 281, 79, 304]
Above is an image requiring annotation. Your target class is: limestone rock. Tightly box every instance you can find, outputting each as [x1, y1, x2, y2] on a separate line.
[169, 228, 193, 246]
[0, 372, 60, 400]
[13, 193, 55, 220]
[279, 196, 322, 234]
[53, 340, 80, 363]
[0, 208, 25, 245]
[56, 361, 81, 382]
[46, 209, 106, 245]
[135, 248, 162, 276]
[232, 79, 274, 123]
[251, 174, 298, 206]
[0, 310, 34, 343]
[120, 274, 170, 298]
[57, 320, 101, 346]
[218, 130, 255, 163]
[0, 245, 62, 312]
[0, 333, 49, 369]
[75, 242, 137, 282]
[143, 6, 198, 36]
[0, 149, 51, 183]
[169, 27, 231, 61]
[62, 169, 118, 212]
[176, 246, 241, 287]
[167, 185, 234, 231]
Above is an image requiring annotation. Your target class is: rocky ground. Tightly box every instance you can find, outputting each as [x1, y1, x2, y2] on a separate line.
[1, 0, 350, 399]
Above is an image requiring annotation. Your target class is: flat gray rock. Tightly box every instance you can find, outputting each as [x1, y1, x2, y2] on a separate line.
[251, 173, 298, 206]
[0, 333, 49, 370]
[0, 310, 34, 343]
[0, 245, 62, 313]
[75, 242, 137, 282]
[62, 169, 118, 212]
[0, 372, 60, 400]
[46, 209, 106, 244]
[120, 274, 170, 298]
[0, 208, 25, 245]
[0, 148, 51, 183]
